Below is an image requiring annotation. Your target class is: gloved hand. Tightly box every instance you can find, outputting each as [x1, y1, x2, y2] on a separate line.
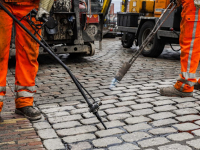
[194, 0, 200, 9]
[36, 0, 54, 21]
[170, 0, 181, 6]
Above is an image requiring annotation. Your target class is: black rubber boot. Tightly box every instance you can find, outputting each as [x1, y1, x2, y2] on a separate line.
[194, 82, 200, 90]
[15, 106, 41, 121]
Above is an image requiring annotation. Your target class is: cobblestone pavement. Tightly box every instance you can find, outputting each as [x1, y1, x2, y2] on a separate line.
[1, 38, 200, 150]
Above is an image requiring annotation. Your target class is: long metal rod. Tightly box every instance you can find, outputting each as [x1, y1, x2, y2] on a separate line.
[0, 2, 107, 129]
[129, 2, 176, 64]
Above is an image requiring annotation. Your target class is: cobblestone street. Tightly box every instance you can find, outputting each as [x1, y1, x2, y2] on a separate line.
[2, 38, 200, 150]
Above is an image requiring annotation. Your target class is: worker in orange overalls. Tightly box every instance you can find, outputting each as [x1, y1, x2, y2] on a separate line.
[0, 0, 54, 121]
[160, 0, 200, 97]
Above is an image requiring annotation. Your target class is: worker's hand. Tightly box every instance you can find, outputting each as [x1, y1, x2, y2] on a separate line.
[194, 0, 200, 9]
[36, 0, 54, 21]
[170, 0, 181, 6]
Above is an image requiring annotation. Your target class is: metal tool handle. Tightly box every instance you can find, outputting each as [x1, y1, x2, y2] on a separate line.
[129, 2, 176, 64]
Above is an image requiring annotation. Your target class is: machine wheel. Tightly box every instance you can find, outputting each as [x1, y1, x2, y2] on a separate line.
[138, 21, 165, 57]
[89, 43, 95, 56]
[121, 33, 135, 48]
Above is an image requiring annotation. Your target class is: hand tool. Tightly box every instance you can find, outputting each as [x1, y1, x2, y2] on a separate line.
[110, 2, 177, 88]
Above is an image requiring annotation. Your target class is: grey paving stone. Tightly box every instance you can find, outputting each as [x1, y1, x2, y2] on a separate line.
[130, 108, 155, 117]
[148, 127, 177, 135]
[92, 137, 122, 148]
[167, 132, 194, 141]
[97, 120, 125, 130]
[148, 112, 176, 120]
[158, 143, 192, 150]
[63, 133, 96, 143]
[137, 93, 160, 99]
[124, 123, 152, 132]
[82, 111, 106, 118]
[107, 113, 131, 121]
[186, 139, 200, 149]
[130, 103, 153, 110]
[195, 120, 200, 125]
[137, 90, 156, 95]
[125, 116, 151, 125]
[80, 117, 107, 125]
[114, 101, 136, 107]
[176, 102, 199, 108]
[138, 137, 170, 148]
[48, 115, 82, 124]
[140, 87, 157, 90]
[46, 111, 70, 118]
[151, 100, 175, 106]
[53, 121, 81, 129]
[119, 96, 137, 101]
[175, 115, 200, 122]
[108, 143, 140, 150]
[33, 122, 52, 130]
[172, 123, 200, 131]
[135, 98, 155, 103]
[105, 107, 131, 114]
[37, 129, 58, 140]
[56, 125, 97, 137]
[95, 128, 125, 138]
[43, 138, 65, 150]
[69, 142, 91, 150]
[153, 105, 177, 112]
[70, 108, 89, 115]
[38, 103, 59, 109]
[101, 100, 118, 104]
[150, 118, 178, 127]
[192, 129, 200, 136]
[99, 104, 116, 110]
[41, 106, 75, 113]
[172, 97, 197, 103]
[121, 132, 151, 142]
[173, 108, 199, 115]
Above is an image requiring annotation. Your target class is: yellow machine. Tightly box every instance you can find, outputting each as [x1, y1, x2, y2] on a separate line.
[118, 0, 181, 57]
[128, 0, 170, 17]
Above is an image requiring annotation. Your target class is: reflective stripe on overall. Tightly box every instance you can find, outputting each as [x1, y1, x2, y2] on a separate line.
[174, 0, 200, 92]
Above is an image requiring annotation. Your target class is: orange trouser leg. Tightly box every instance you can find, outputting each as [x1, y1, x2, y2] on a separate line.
[174, 1, 200, 92]
[0, 3, 13, 112]
[11, 4, 40, 108]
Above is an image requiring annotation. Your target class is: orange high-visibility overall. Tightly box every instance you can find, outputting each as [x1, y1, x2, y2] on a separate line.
[174, 0, 200, 92]
[0, 1, 40, 112]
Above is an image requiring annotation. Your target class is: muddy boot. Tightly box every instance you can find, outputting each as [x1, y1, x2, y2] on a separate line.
[194, 82, 200, 90]
[15, 106, 41, 121]
[160, 86, 193, 97]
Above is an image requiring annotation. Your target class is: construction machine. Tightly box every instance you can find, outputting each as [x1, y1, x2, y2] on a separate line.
[10, 0, 105, 57]
[118, 0, 182, 57]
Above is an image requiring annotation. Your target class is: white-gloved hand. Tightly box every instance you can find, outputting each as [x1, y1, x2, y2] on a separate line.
[36, 0, 54, 21]
[194, 0, 200, 9]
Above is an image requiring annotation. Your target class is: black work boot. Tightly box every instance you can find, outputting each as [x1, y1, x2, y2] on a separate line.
[194, 82, 200, 90]
[15, 106, 41, 121]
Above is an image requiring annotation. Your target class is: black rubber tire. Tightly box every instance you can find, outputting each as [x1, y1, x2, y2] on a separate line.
[121, 33, 135, 48]
[138, 21, 165, 57]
